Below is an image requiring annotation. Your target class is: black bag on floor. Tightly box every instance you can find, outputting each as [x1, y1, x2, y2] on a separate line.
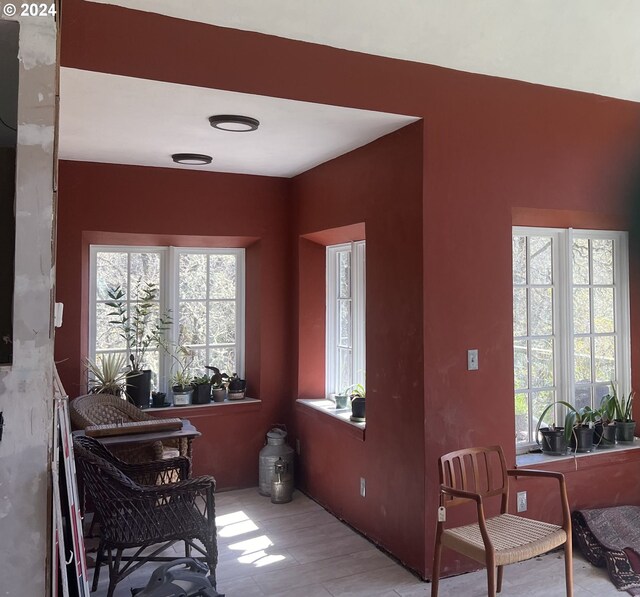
[131, 558, 224, 597]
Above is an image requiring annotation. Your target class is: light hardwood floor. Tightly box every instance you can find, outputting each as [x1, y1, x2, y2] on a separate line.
[89, 488, 622, 596]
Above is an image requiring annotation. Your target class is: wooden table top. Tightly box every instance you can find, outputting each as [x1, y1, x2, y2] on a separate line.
[72, 419, 200, 446]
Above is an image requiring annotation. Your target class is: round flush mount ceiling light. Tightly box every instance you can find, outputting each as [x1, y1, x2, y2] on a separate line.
[208, 114, 260, 132]
[171, 153, 213, 165]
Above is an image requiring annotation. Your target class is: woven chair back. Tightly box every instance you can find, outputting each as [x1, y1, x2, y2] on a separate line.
[439, 445, 508, 507]
[70, 394, 152, 429]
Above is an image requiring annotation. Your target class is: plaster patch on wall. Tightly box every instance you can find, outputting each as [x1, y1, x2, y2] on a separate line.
[16, 18, 56, 70]
[17, 123, 54, 151]
[38, 92, 43, 102]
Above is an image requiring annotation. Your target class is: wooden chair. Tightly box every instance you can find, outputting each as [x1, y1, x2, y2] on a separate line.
[431, 446, 572, 597]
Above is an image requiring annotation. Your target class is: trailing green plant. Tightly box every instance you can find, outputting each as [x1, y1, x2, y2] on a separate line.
[85, 353, 128, 396]
[105, 281, 172, 373]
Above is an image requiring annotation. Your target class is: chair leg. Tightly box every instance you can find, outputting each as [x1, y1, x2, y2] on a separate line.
[431, 536, 442, 597]
[92, 541, 105, 592]
[185, 540, 191, 558]
[486, 567, 496, 597]
[497, 565, 504, 593]
[564, 537, 574, 597]
[106, 548, 123, 597]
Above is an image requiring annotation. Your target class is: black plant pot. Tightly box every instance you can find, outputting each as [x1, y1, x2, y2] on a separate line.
[615, 420, 636, 443]
[594, 422, 616, 449]
[570, 425, 594, 453]
[126, 369, 152, 409]
[151, 391, 167, 408]
[350, 397, 366, 422]
[538, 427, 567, 455]
[192, 383, 212, 404]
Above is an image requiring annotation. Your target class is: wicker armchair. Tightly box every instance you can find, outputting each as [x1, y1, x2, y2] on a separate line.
[74, 439, 221, 597]
[74, 435, 190, 486]
[70, 394, 187, 463]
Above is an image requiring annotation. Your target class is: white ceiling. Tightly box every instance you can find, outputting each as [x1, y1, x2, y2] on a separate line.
[59, 68, 418, 178]
[88, 0, 640, 103]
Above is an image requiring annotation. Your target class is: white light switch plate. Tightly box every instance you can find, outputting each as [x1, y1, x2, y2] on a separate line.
[467, 349, 478, 371]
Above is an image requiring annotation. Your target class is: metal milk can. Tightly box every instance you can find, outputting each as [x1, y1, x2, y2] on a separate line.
[259, 428, 294, 496]
[270, 457, 294, 504]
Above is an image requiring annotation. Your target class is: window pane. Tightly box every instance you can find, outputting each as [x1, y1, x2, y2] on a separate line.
[339, 300, 351, 347]
[513, 288, 527, 337]
[338, 251, 351, 298]
[514, 340, 528, 390]
[594, 336, 615, 382]
[338, 347, 352, 393]
[529, 288, 552, 336]
[514, 393, 528, 443]
[184, 347, 206, 379]
[180, 254, 206, 300]
[574, 386, 591, 411]
[512, 237, 526, 285]
[530, 339, 553, 387]
[96, 252, 128, 300]
[209, 347, 235, 376]
[209, 255, 236, 299]
[592, 239, 613, 285]
[529, 237, 552, 285]
[572, 238, 590, 285]
[208, 301, 236, 344]
[573, 288, 591, 334]
[179, 300, 206, 345]
[574, 337, 592, 383]
[144, 350, 160, 391]
[130, 253, 161, 299]
[593, 287, 614, 333]
[532, 390, 555, 428]
[96, 302, 126, 350]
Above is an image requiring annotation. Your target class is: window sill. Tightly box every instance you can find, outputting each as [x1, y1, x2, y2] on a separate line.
[516, 438, 640, 471]
[296, 399, 365, 440]
[149, 397, 261, 416]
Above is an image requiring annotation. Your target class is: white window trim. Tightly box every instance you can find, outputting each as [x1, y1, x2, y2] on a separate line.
[513, 227, 631, 451]
[169, 247, 245, 381]
[89, 245, 245, 392]
[325, 241, 366, 398]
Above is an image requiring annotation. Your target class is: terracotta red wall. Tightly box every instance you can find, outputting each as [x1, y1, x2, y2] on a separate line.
[59, 0, 640, 579]
[291, 123, 425, 572]
[55, 161, 291, 488]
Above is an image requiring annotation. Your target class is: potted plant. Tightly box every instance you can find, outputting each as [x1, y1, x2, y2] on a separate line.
[105, 281, 171, 409]
[349, 384, 366, 422]
[206, 366, 229, 402]
[169, 345, 194, 407]
[227, 373, 246, 400]
[612, 384, 636, 443]
[191, 374, 212, 404]
[85, 353, 128, 396]
[151, 391, 168, 408]
[536, 400, 595, 455]
[594, 391, 617, 448]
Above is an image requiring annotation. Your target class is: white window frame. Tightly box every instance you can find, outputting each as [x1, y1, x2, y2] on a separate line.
[89, 245, 245, 392]
[513, 227, 631, 449]
[326, 241, 366, 397]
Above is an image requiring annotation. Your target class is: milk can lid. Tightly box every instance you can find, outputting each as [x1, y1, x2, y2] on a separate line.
[267, 428, 287, 440]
